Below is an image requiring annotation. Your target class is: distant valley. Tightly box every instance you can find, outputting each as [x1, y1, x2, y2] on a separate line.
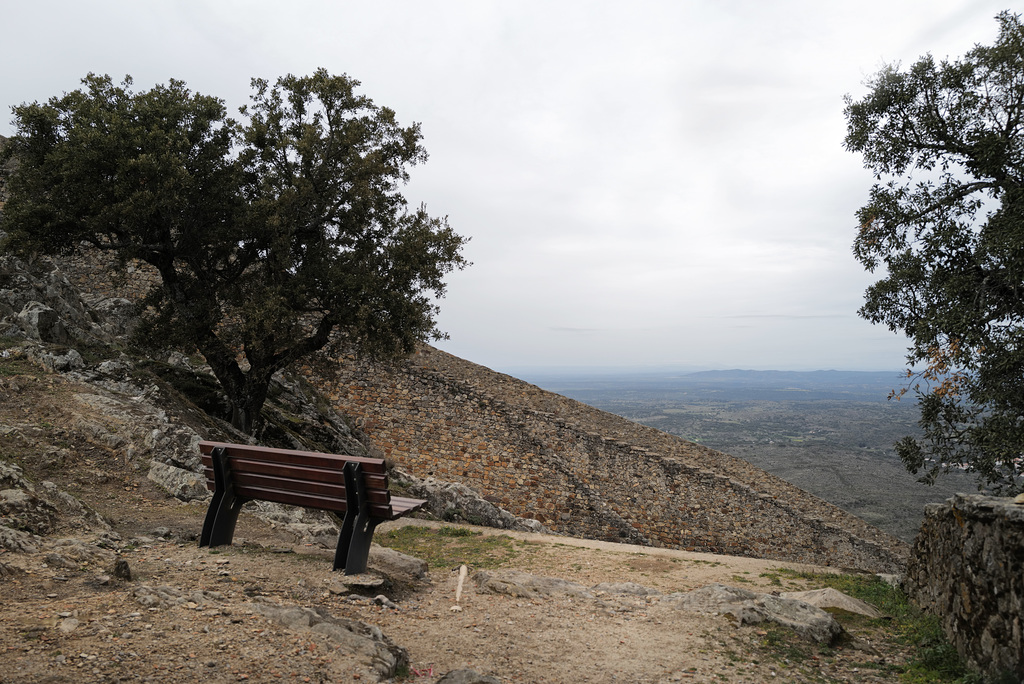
[523, 369, 978, 542]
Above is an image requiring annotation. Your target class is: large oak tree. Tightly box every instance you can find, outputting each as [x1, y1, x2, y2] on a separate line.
[1, 70, 468, 435]
[844, 12, 1024, 493]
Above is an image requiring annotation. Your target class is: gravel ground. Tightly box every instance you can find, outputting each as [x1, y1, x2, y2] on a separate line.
[1, 485, 910, 683]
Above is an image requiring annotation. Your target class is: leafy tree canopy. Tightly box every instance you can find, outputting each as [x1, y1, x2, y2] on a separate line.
[844, 11, 1024, 493]
[1, 70, 469, 435]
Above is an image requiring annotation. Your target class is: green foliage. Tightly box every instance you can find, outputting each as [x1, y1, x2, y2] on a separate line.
[844, 11, 1024, 494]
[132, 359, 230, 418]
[0, 70, 469, 435]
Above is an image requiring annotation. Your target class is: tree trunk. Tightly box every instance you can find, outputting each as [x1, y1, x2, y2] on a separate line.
[228, 378, 271, 435]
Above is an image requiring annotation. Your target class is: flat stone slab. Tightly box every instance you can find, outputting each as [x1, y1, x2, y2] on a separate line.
[782, 587, 883, 618]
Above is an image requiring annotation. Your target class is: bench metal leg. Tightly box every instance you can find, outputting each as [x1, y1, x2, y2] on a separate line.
[200, 447, 247, 548]
[334, 461, 380, 574]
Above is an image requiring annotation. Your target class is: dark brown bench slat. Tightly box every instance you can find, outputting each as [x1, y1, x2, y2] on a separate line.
[228, 485, 400, 519]
[200, 458, 390, 493]
[201, 463, 390, 501]
[200, 441, 387, 473]
[214, 471, 394, 507]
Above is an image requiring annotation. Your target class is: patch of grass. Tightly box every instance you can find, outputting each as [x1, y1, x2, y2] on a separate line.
[687, 558, 724, 567]
[0, 354, 44, 377]
[758, 625, 812, 664]
[378, 525, 523, 569]
[760, 568, 985, 683]
[770, 568, 908, 619]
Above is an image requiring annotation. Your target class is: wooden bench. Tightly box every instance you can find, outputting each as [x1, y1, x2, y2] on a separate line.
[198, 440, 426, 574]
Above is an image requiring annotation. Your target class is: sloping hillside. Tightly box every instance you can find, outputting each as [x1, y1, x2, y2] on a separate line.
[1, 241, 909, 573]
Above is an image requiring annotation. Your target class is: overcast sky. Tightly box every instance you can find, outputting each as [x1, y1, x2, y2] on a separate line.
[1, 1, 1011, 374]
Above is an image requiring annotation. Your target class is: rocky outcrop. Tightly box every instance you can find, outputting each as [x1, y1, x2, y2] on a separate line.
[0, 246, 132, 346]
[668, 583, 843, 644]
[0, 461, 110, 548]
[390, 468, 549, 534]
[248, 600, 409, 679]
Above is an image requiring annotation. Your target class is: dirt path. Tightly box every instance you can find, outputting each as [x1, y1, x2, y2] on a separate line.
[1, 486, 904, 683]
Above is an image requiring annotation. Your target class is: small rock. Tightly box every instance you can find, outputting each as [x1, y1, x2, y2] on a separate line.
[334, 574, 386, 591]
[59, 618, 79, 633]
[368, 545, 428, 580]
[112, 558, 132, 581]
[374, 595, 399, 610]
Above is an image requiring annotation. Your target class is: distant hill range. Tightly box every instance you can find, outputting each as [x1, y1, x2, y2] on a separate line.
[523, 369, 907, 401]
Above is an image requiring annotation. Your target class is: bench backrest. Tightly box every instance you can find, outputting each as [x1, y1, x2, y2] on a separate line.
[199, 440, 419, 521]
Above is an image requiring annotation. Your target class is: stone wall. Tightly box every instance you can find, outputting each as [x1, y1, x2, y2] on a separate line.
[905, 494, 1024, 680]
[58, 252, 160, 303]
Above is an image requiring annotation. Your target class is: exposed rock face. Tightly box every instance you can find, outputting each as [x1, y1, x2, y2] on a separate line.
[17, 301, 71, 344]
[390, 468, 549, 534]
[0, 249, 128, 345]
[0, 461, 109, 548]
[473, 569, 596, 599]
[667, 583, 843, 644]
[472, 569, 844, 644]
[248, 600, 409, 679]
[905, 494, 1024, 681]
[147, 461, 209, 502]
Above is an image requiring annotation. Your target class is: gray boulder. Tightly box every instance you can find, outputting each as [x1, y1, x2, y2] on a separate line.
[391, 468, 548, 534]
[368, 544, 429, 581]
[17, 301, 70, 344]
